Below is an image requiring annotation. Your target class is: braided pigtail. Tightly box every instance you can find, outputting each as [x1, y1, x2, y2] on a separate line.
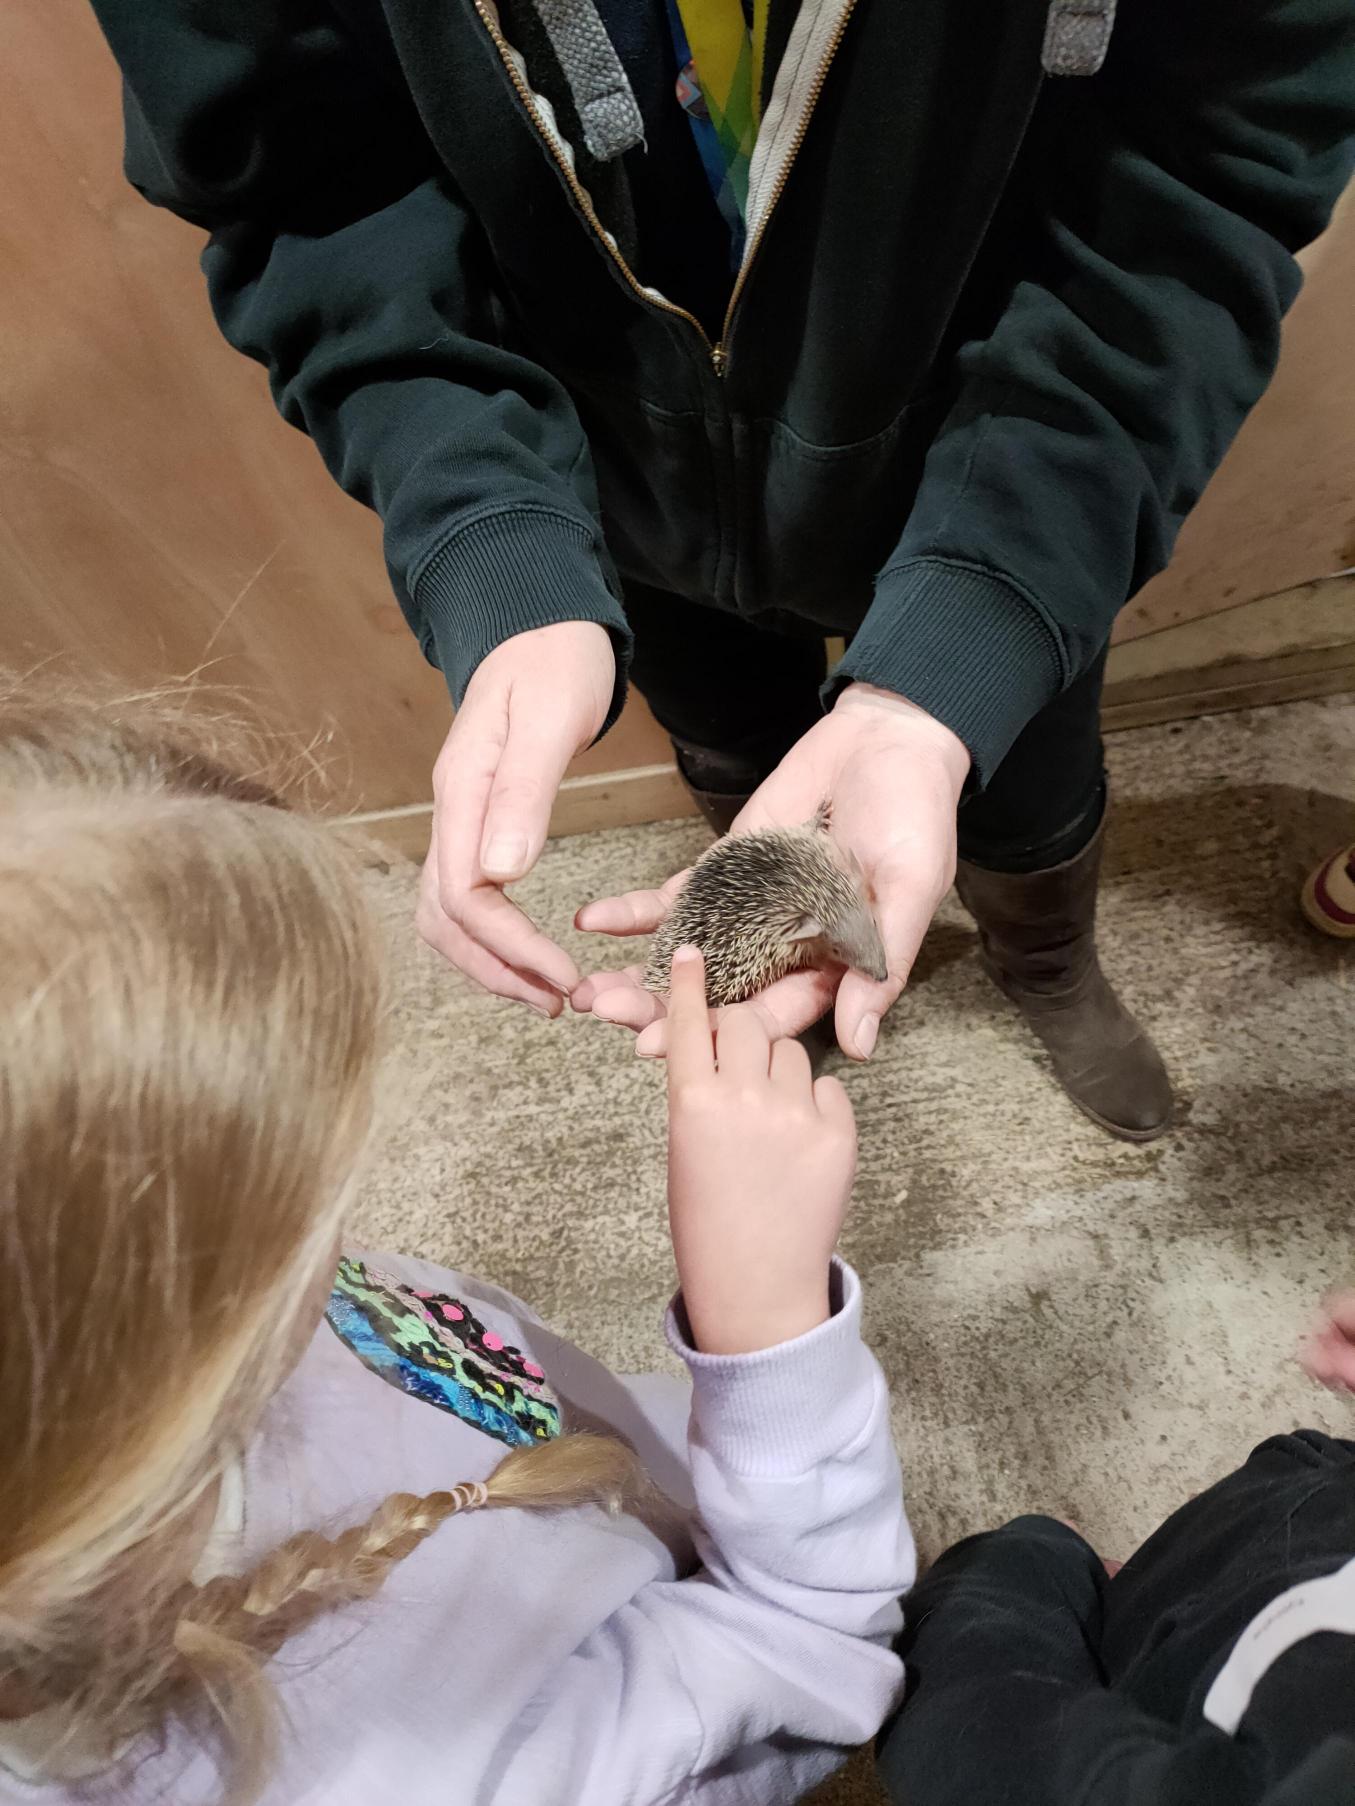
[168, 1435, 644, 1802]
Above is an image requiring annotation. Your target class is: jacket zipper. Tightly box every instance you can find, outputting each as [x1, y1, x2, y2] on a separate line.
[715, 0, 857, 371]
[475, 0, 855, 380]
[473, 0, 714, 356]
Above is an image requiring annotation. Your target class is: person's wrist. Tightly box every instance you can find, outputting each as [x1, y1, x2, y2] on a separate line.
[682, 1275, 832, 1356]
[474, 620, 615, 735]
[833, 681, 971, 795]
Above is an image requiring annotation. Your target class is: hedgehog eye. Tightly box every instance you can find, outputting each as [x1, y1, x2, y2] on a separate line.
[788, 915, 825, 943]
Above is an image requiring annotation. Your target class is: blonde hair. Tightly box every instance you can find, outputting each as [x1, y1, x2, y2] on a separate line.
[0, 674, 638, 1803]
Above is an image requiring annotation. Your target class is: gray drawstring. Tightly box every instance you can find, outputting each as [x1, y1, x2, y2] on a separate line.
[531, 0, 645, 161]
[1042, 0, 1118, 76]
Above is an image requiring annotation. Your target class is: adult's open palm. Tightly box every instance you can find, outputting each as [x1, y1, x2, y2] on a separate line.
[573, 685, 971, 1058]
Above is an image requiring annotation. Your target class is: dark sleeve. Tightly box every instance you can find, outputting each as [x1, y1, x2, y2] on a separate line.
[878, 1516, 1355, 1806]
[836, 0, 1355, 783]
[89, 0, 631, 723]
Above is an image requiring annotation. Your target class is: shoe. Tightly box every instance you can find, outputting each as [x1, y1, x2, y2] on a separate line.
[1301, 842, 1355, 939]
[954, 818, 1173, 1142]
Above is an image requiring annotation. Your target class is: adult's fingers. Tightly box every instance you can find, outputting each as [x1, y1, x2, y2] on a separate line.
[479, 697, 582, 883]
[833, 968, 903, 1062]
[666, 946, 715, 1088]
[571, 964, 648, 1014]
[576, 870, 690, 937]
[454, 882, 580, 996]
[416, 900, 565, 1016]
[634, 967, 835, 1059]
[713, 1005, 773, 1083]
[427, 787, 579, 996]
[834, 846, 945, 1058]
[590, 982, 665, 1032]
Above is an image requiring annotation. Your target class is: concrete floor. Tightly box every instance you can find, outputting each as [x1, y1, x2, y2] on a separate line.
[347, 696, 1355, 1806]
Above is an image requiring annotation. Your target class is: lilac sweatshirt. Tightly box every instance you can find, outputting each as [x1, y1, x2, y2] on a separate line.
[0, 1251, 913, 1805]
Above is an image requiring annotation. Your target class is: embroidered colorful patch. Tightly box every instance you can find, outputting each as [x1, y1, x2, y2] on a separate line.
[326, 1257, 561, 1448]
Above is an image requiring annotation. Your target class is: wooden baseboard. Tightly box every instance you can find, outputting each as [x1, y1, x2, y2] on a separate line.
[338, 575, 1355, 859]
[338, 761, 698, 862]
[1102, 570, 1355, 729]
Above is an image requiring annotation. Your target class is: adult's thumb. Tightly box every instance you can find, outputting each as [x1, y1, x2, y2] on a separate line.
[479, 705, 578, 882]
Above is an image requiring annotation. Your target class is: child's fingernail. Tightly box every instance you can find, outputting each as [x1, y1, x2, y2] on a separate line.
[671, 945, 701, 965]
[856, 1013, 880, 1059]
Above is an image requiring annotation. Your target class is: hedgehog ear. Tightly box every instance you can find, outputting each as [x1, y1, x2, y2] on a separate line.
[789, 914, 825, 943]
[809, 798, 832, 835]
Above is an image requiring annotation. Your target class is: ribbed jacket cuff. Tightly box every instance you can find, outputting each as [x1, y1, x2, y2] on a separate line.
[666, 1260, 879, 1477]
[412, 508, 632, 735]
[827, 557, 1066, 786]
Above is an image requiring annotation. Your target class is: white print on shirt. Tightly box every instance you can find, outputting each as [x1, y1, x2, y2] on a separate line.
[1203, 1554, 1355, 1736]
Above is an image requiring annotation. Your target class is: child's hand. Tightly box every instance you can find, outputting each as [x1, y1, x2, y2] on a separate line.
[665, 945, 857, 1355]
[1057, 1520, 1122, 1577]
[1301, 1290, 1355, 1392]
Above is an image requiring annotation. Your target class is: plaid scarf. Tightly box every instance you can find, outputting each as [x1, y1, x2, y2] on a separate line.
[667, 0, 768, 263]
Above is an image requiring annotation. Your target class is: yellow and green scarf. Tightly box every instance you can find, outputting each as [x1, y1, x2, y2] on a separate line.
[668, 0, 770, 259]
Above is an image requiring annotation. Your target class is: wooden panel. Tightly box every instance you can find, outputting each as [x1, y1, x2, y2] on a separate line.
[349, 576, 1355, 858]
[1116, 183, 1355, 642]
[0, 0, 670, 817]
[343, 762, 700, 862]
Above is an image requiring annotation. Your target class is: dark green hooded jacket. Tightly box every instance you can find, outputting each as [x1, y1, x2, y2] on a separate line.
[91, 0, 1355, 780]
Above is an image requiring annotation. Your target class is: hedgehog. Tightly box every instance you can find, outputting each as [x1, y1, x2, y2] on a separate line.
[644, 803, 888, 1007]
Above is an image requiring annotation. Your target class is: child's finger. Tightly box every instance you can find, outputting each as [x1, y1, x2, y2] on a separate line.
[770, 1035, 814, 1096]
[635, 968, 835, 1061]
[812, 1073, 856, 1135]
[1320, 1289, 1355, 1337]
[714, 1005, 773, 1083]
[1302, 1326, 1355, 1392]
[666, 947, 715, 1087]
[637, 1010, 715, 1058]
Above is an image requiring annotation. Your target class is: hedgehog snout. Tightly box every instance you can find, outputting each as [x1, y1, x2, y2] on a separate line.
[828, 902, 889, 983]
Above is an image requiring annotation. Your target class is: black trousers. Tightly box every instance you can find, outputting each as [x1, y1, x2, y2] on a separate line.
[876, 1432, 1355, 1806]
[625, 587, 1109, 873]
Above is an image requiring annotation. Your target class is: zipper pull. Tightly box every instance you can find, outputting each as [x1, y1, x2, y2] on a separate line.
[711, 343, 727, 377]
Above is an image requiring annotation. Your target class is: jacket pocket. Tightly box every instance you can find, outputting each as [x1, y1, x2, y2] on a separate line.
[567, 376, 727, 604]
[734, 391, 949, 630]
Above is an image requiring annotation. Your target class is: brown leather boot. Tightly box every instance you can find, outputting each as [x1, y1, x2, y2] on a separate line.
[679, 779, 838, 1075]
[954, 821, 1173, 1141]
[683, 782, 746, 838]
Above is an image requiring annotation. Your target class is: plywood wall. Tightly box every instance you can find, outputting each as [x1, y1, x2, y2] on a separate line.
[0, 0, 671, 820]
[1117, 182, 1355, 641]
[1, 1, 1350, 829]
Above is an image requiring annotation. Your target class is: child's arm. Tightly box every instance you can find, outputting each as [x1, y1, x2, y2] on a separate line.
[877, 1515, 1355, 1805]
[483, 949, 910, 1802]
[483, 1258, 910, 1804]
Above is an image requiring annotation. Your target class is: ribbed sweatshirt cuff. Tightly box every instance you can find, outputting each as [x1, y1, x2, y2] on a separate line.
[666, 1260, 878, 1476]
[827, 557, 1066, 786]
[412, 508, 633, 735]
